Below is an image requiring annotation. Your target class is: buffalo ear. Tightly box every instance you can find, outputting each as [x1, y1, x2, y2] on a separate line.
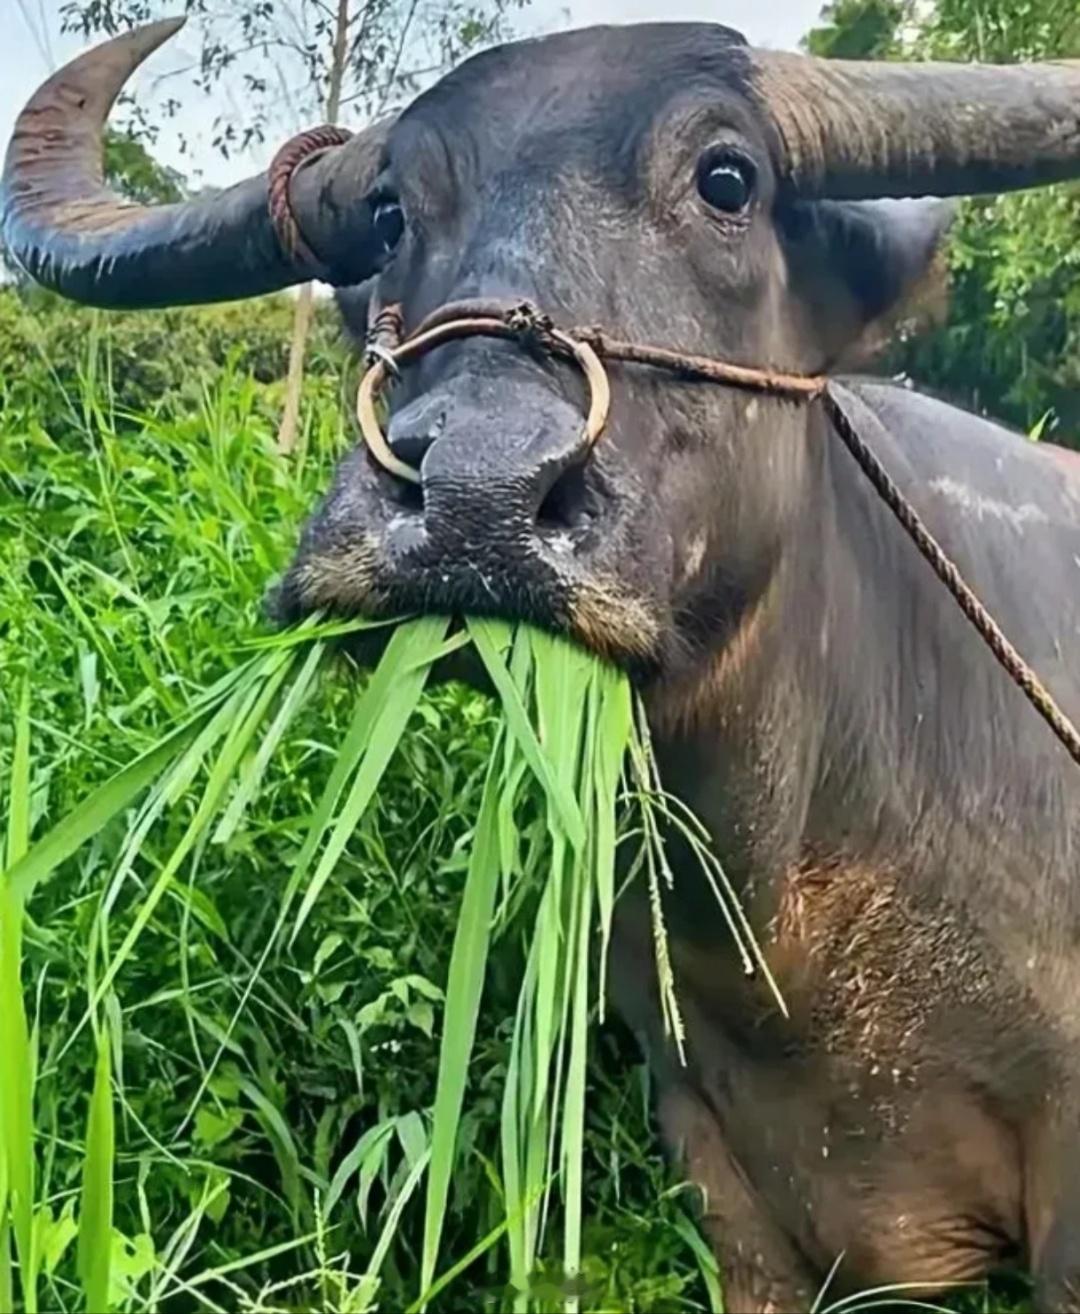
[780, 197, 956, 365]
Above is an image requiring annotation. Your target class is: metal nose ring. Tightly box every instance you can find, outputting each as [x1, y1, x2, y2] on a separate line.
[356, 302, 612, 486]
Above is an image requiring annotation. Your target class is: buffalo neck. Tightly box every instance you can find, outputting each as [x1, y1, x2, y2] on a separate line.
[646, 386, 1080, 961]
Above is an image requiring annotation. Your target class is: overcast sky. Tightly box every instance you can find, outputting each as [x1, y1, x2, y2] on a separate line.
[2, 0, 826, 189]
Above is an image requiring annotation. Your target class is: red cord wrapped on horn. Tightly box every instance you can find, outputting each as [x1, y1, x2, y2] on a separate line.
[268, 125, 354, 278]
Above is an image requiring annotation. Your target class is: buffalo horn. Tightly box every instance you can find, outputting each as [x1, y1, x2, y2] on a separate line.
[752, 50, 1080, 200]
[1, 18, 389, 308]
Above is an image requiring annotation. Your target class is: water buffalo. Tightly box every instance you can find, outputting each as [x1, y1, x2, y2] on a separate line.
[5, 18, 1080, 1312]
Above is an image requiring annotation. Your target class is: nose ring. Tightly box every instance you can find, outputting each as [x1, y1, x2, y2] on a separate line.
[356, 301, 612, 486]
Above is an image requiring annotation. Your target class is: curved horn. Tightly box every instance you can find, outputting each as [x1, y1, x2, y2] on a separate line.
[752, 51, 1080, 200]
[1, 18, 390, 308]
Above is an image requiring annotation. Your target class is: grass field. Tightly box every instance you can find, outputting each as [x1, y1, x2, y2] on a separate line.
[0, 287, 1033, 1312]
[0, 289, 720, 1312]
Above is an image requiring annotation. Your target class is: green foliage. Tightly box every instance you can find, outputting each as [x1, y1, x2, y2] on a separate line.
[921, 0, 1080, 61]
[893, 184, 1080, 434]
[0, 285, 349, 428]
[803, 0, 910, 58]
[0, 292, 710, 1311]
[103, 130, 186, 204]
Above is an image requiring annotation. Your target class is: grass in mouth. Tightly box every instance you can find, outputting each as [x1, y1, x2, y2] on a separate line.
[1, 611, 770, 1312]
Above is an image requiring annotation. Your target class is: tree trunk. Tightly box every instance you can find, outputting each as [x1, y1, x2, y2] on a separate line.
[276, 0, 351, 457]
[276, 282, 315, 455]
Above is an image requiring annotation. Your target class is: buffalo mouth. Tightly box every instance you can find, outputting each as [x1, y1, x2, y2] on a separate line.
[270, 438, 667, 675]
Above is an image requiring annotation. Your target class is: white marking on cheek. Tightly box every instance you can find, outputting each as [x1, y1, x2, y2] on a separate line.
[928, 476, 1049, 534]
[683, 533, 708, 579]
[745, 398, 760, 424]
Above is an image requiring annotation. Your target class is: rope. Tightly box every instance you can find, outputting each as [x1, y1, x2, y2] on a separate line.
[355, 296, 1080, 771]
[267, 125, 354, 278]
[823, 387, 1080, 768]
[572, 327, 826, 400]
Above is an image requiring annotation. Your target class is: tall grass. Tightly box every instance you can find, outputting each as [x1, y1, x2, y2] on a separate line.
[2, 681, 37, 1312]
[0, 305, 718, 1312]
[4, 588, 725, 1311]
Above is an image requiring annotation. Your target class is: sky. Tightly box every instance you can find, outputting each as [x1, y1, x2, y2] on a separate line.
[1, 0, 826, 190]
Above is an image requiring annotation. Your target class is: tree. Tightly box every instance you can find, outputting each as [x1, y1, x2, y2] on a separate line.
[104, 129, 186, 203]
[62, 0, 524, 456]
[903, 0, 1080, 435]
[803, 0, 910, 59]
[275, 0, 350, 457]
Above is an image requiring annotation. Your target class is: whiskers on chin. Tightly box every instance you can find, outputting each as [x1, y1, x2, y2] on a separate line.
[273, 545, 666, 676]
[568, 576, 662, 665]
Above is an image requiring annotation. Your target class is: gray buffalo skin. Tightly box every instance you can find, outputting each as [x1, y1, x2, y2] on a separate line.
[5, 19, 1080, 1313]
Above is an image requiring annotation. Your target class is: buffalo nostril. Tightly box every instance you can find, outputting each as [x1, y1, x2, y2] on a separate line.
[385, 394, 447, 493]
[384, 415, 443, 515]
[536, 463, 595, 535]
[387, 431, 433, 470]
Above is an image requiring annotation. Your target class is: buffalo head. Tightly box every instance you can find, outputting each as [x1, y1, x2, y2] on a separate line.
[6, 19, 1079, 681]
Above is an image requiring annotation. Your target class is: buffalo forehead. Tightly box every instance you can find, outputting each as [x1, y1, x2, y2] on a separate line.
[390, 23, 759, 190]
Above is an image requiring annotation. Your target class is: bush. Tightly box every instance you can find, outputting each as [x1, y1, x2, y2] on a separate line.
[0, 285, 349, 429]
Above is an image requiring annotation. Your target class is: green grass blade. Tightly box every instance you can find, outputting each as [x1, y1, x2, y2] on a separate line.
[671, 1211, 724, 1314]
[151, 1231, 320, 1306]
[6, 679, 31, 868]
[83, 660, 287, 1027]
[146, 1174, 229, 1310]
[235, 1078, 306, 1222]
[593, 667, 632, 1019]
[4, 708, 216, 907]
[1, 681, 37, 1312]
[560, 675, 602, 1311]
[290, 617, 450, 944]
[468, 619, 585, 851]
[238, 613, 395, 649]
[280, 617, 449, 928]
[171, 628, 422, 1136]
[0, 1226, 11, 1314]
[77, 1030, 114, 1314]
[324, 1119, 398, 1220]
[530, 630, 590, 1140]
[421, 744, 505, 1300]
[0, 890, 35, 1314]
[560, 871, 592, 1312]
[408, 1211, 511, 1314]
[500, 971, 530, 1305]
[213, 642, 319, 844]
[369, 1146, 431, 1286]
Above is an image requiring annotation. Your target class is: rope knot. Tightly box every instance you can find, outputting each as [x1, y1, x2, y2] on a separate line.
[365, 303, 405, 375]
[505, 301, 555, 340]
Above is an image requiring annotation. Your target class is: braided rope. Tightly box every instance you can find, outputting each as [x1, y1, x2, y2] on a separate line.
[267, 125, 353, 277]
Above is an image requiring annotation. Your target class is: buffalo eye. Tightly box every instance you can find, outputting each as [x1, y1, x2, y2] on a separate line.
[697, 152, 756, 214]
[372, 200, 405, 254]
